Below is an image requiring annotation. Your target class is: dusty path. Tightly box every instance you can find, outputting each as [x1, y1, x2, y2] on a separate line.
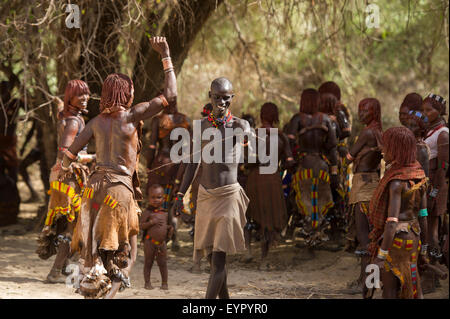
[0, 213, 448, 299]
[0, 170, 448, 299]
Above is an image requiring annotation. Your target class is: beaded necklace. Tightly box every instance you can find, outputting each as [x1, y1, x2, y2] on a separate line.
[425, 122, 445, 139]
[207, 110, 232, 128]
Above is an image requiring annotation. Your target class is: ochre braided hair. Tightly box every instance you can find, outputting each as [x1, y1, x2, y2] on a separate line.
[382, 127, 417, 166]
[401, 92, 423, 112]
[405, 110, 428, 138]
[260, 102, 279, 126]
[100, 73, 134, 112]
[318, 81, 341, 101]
[359, 98, 382, 132]
[64, 79, 90, 111]
[319, 92, 337, 115]
[300, 88, 320, 115]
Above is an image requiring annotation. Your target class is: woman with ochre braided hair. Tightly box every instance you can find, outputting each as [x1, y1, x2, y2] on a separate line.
[60, 37, 177, 299]
[344, 98, 383, 296]
[368, 127, 429, 299]
[36, 79, 95, 283]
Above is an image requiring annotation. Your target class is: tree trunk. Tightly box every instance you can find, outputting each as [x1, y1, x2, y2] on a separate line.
[133, 0, 223, 103]
[82, 0, 127, 118]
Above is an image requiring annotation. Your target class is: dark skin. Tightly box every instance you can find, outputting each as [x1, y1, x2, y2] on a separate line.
[247, 118, 294, 267]
[146, 106, 192, 174]
[173, 80, 251, 192]
[399, 105, 410, 127]
[319, 92, 351, 142]
[319, 93, 351, 240]
[423, 101, 449, 252]
[346, 104, 382, 250]
[140, 186, 171, 290]
[44, 91, 92, 283]
[146, 105, 191, 189]
[373, 151, 428, 299]
[63, 37, 176, 175]
[344, 104, 382, 295]
[172, 78, 251, 299]
[286, 111, 338, 190]
[285, 107, 338, 255]
[287, 112, 337, 168]
[347, 104, 382, 173]
[146, 104, 192, 250]
[57, 92, 90, 161]
[61, 37, 175, 299]
[403, 117, 430, 177]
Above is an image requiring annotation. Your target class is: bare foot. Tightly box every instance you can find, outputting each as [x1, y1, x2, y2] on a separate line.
[45, 269, 66, 284]
[160, 283, 168, 290]
[241, 253, 253, 263]
[189, 264, 202, 274]
[144, 283, 154, 290]
[258, 259, 272, 271]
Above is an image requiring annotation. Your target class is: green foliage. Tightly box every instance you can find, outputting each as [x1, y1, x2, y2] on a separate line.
[0, 0, 448, 134]
[178, 0, 449, 131]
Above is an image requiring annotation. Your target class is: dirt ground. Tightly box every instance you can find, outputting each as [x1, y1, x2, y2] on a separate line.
[0, 166, 448, 299]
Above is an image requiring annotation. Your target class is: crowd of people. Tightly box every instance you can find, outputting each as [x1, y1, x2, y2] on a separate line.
[0, 37, 448, 299]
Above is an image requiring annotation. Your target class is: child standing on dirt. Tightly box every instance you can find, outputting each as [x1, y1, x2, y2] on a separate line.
[140, 184, 173, 290]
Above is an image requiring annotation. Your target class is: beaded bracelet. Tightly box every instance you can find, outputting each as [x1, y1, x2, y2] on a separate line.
[377, 248, 388, 260]
[418, 208, 428, 217]
[162, 57, 173, 71]
[175, 193, 184, 202]
[158, 94, 169, 107]
[65, 149, 77, 161]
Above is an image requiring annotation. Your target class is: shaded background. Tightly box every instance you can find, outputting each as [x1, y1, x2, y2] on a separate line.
[1, 0, 449, 188]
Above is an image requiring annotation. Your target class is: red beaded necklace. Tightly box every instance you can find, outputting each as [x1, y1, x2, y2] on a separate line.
[208, 110, 232, 128]
[425, 123, 445, 139]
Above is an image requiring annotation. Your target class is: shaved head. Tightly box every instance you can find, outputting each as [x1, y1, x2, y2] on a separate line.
[209, 77, 235, 118]
[211, 77, 233, 92]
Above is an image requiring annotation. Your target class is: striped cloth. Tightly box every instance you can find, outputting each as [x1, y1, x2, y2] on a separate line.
[368, 161, 426, 256]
